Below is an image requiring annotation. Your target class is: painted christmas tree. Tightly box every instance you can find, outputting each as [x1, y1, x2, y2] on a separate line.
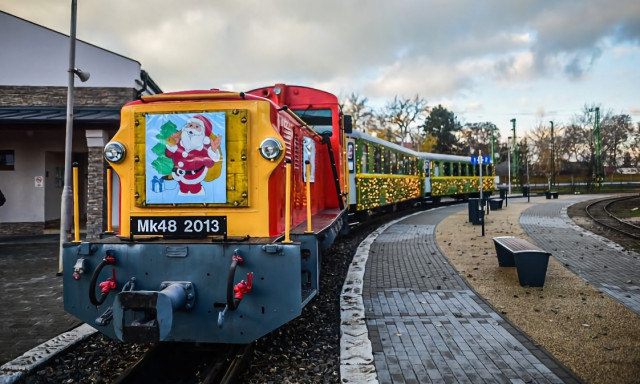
[151, 120, 177, 176]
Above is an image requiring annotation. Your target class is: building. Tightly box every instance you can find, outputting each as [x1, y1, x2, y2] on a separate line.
[0, 11, 162, 238]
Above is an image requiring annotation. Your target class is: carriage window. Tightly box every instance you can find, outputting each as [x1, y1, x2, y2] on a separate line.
[291, 109, 333, 136]
[373, 147, 382, 173]
[0, 150, 15, 171]
[391, 152, 397, 174]
[473, 164, 479, 176]
[383, 150, 390, 173]
[443, 162, 451, 176]
[361, 144, 368, 173]
[453, 163, 459, 176]
[461, 163, 468, 176]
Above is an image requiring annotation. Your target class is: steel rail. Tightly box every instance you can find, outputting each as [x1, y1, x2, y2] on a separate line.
[585, 195, 640, 240]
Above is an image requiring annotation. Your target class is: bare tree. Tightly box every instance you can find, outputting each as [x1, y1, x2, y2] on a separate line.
[341, 93, 373, 133]
[383, 95, 429, 148]
[458, 122, 500, 157]
[525, 123, 551, 177]
[601, 114, 633, 168]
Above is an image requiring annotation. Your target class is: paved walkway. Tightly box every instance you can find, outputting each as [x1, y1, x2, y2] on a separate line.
[340, 198, 613, 384]
[0, 239, 81, 366]
[520, 197, 640, 315]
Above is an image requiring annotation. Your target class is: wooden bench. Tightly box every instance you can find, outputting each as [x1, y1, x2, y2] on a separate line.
[492, 236, 552, 287]
[545, 191, 559, 199]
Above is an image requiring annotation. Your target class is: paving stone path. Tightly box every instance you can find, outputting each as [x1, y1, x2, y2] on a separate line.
[520, 196, 640, 315]
[353, 205, 579, 384]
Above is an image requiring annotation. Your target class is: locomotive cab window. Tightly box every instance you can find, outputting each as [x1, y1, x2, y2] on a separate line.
[292, 109, 333, 136]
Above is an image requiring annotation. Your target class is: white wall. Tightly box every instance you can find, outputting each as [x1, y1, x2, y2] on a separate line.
[0, 137, 47, 222]
[0, 12, 141, 88]
[0, 130, 86, 224]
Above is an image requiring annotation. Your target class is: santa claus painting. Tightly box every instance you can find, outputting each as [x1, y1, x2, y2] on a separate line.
[165, 114, 222, 195]
[145, 112, 226, 204]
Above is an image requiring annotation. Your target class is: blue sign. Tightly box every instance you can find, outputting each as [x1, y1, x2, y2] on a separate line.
[471, 156, 492, 165]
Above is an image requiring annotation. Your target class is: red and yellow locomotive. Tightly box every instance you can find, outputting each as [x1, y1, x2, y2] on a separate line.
[63, 85, 350, 344]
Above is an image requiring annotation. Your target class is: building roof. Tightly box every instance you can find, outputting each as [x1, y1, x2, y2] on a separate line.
[0, 106, 120, 123]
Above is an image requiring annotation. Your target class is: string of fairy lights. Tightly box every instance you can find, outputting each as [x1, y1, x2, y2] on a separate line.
[354, 140, 495, 210]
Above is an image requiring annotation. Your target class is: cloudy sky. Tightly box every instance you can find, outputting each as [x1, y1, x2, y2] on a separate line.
[2, 0, 639, 138]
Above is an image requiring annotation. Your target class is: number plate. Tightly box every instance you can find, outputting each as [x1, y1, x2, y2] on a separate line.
[130, 216, 227, 237]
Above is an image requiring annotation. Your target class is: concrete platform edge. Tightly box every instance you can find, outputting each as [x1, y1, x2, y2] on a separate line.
[0, 324, 97, 384]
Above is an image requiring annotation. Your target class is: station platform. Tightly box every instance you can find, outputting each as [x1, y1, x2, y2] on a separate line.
[340, 194, 640, 384]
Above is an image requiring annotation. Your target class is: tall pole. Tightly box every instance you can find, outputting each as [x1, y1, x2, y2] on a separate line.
[512, 119, 518, 181]
[526, 157, 530, 203]
[490, 124, 495, 168]
[507, 137, 511, 195]
[550, 121, 555, 188]
[58, 0, 78, 274]
[590, 107, 603, 187]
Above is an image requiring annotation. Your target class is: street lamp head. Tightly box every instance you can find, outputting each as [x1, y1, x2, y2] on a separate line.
[72, 68, 90, 82]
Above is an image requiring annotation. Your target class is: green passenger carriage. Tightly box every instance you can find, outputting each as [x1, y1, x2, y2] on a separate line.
[421, 152, 495, 200]
[346, 130, 495, 215]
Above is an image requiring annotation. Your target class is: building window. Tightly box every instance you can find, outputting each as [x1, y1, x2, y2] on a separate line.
[0, 150, 15, 171]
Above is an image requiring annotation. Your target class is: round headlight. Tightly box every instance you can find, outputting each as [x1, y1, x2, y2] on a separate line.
[104, 141, 126, 163]
[259, 138, 283, 161]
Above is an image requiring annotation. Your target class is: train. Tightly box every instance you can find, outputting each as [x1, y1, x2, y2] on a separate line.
[62, 84, 493, 345]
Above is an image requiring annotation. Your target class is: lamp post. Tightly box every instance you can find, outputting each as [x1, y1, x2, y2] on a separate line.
[550, 121, 555, 188]
[507, 136, 512, 195]
[510, 118, 518, 186]
[589, 107, 603, 187]
[58, 0, 90, 274]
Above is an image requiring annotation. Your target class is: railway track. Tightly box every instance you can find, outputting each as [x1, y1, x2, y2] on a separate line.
[112, 342, 254, 384]
[585, 195, 640, 240]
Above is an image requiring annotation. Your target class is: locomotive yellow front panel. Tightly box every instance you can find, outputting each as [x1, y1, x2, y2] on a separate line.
[108, 99, 283, 238]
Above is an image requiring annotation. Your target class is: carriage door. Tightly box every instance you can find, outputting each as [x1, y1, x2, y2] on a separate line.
[424, 160, 431, 194]
[347, 139, 357, 206]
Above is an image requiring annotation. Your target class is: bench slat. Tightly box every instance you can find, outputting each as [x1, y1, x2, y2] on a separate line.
[493, 236, 545, 253]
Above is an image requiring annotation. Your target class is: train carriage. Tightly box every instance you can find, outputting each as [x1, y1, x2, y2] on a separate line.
[62, 88, 348, 344]
[346, 130, 425, 214]
[422, 152, 495, 200]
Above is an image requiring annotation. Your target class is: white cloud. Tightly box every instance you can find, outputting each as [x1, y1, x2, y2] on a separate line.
[1, 0, 639, 131]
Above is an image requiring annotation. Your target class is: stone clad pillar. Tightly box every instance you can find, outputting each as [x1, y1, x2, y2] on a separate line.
[85, 130, 108, 239]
